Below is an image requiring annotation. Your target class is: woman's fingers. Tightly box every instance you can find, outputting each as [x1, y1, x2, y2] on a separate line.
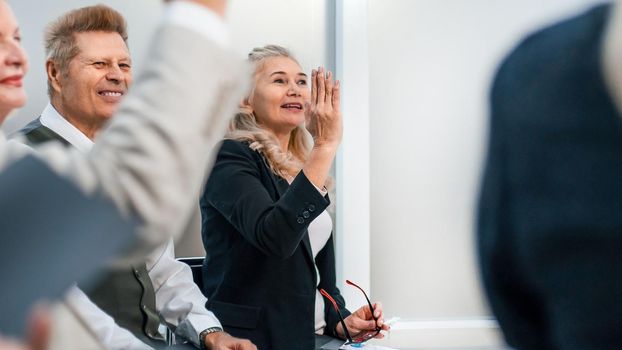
[325, 71, 334, 105]
[349, 305, 381, 331]
[304, 102, 312, 125]
[310, 69, 318, 106]
[348, 317, 377, 332]
[311, 67, 340, 114]
[311, 67, 339, 111]
[373, 302, 383, 319]
[317, 67, 326, 107]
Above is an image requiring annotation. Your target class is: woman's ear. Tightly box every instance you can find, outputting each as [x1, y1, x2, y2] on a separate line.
[239, 96, 253, 115]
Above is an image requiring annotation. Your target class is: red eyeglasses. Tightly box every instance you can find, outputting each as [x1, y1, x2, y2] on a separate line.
[320, 280, 381, 345]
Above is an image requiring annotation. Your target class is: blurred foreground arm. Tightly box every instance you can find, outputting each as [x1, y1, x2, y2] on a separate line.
[84, 0, 248, 260]
[167, 0, 227, 17]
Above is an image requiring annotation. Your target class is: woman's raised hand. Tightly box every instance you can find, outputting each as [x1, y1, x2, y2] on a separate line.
[305, 67, 342, 150]
[302, 67, 342, 188]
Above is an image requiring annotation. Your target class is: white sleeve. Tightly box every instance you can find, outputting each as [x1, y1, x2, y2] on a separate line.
[64, 286, 153, 350]
[164, 0, 229, 48]
[147, 240, 220, 347]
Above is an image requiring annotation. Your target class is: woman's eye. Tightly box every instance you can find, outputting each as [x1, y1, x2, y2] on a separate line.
[297, 80, 307, 86]
[273, 78, 285, 84]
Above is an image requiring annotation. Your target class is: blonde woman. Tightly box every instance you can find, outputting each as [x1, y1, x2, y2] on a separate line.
[200, 45, 388, 350]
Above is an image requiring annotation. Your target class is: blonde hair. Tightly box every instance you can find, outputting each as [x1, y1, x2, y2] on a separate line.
[228, 45, 313, 179]
[44, 4, 128, 96]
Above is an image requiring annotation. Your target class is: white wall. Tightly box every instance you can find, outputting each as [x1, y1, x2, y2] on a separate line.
[3, 0, 331, 134]
[361, 0, 606, 347]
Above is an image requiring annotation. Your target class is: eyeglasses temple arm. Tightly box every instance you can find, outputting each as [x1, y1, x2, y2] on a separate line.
[319, 288, 353, 343]
[346, 280, 379, 325]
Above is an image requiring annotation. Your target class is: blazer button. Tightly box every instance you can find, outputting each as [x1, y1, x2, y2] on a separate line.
[308, 204, 315, 212]
[302, 210, 310, 219]
[296, 216, 305, 224]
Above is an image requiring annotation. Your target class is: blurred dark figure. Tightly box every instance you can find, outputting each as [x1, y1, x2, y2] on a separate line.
[478, 3, 622, 349]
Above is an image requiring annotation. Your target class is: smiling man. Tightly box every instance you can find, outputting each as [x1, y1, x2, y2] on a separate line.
[20, 5, 131, 145]
[46, 21, 131, 141]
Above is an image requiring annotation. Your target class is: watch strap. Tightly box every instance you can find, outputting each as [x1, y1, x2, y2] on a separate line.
[199, 327, 224, 350]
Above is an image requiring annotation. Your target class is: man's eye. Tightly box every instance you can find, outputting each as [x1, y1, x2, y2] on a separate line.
[93, 62, 106, 67]
[13, 35, 21, 42]
[120, 63, 131, 70]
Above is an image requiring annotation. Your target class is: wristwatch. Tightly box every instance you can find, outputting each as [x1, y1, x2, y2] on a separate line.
[199, 326, 224, 350]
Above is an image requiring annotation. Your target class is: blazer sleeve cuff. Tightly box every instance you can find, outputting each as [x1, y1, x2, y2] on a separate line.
[281, 171, 331, 227]
[292, 170, 331, 202]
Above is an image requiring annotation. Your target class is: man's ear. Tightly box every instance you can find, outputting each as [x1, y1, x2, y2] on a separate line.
[46, 60, 63, 94]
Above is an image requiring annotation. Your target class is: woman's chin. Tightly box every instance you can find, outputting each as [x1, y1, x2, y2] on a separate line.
[0, 99, 26, 125]
[287, 118, 305, 129]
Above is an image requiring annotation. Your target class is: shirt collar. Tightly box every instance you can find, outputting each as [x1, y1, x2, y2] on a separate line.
[39, 103, 93, 152]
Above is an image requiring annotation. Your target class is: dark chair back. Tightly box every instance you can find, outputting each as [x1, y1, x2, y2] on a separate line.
[166, 257, 206, 346]
[177, 257, 204, 291]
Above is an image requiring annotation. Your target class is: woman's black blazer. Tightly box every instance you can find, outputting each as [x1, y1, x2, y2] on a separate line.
[200, 139, 350, 350]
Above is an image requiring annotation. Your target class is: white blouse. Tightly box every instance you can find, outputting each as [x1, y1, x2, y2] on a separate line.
[308, 208, 333, 334]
